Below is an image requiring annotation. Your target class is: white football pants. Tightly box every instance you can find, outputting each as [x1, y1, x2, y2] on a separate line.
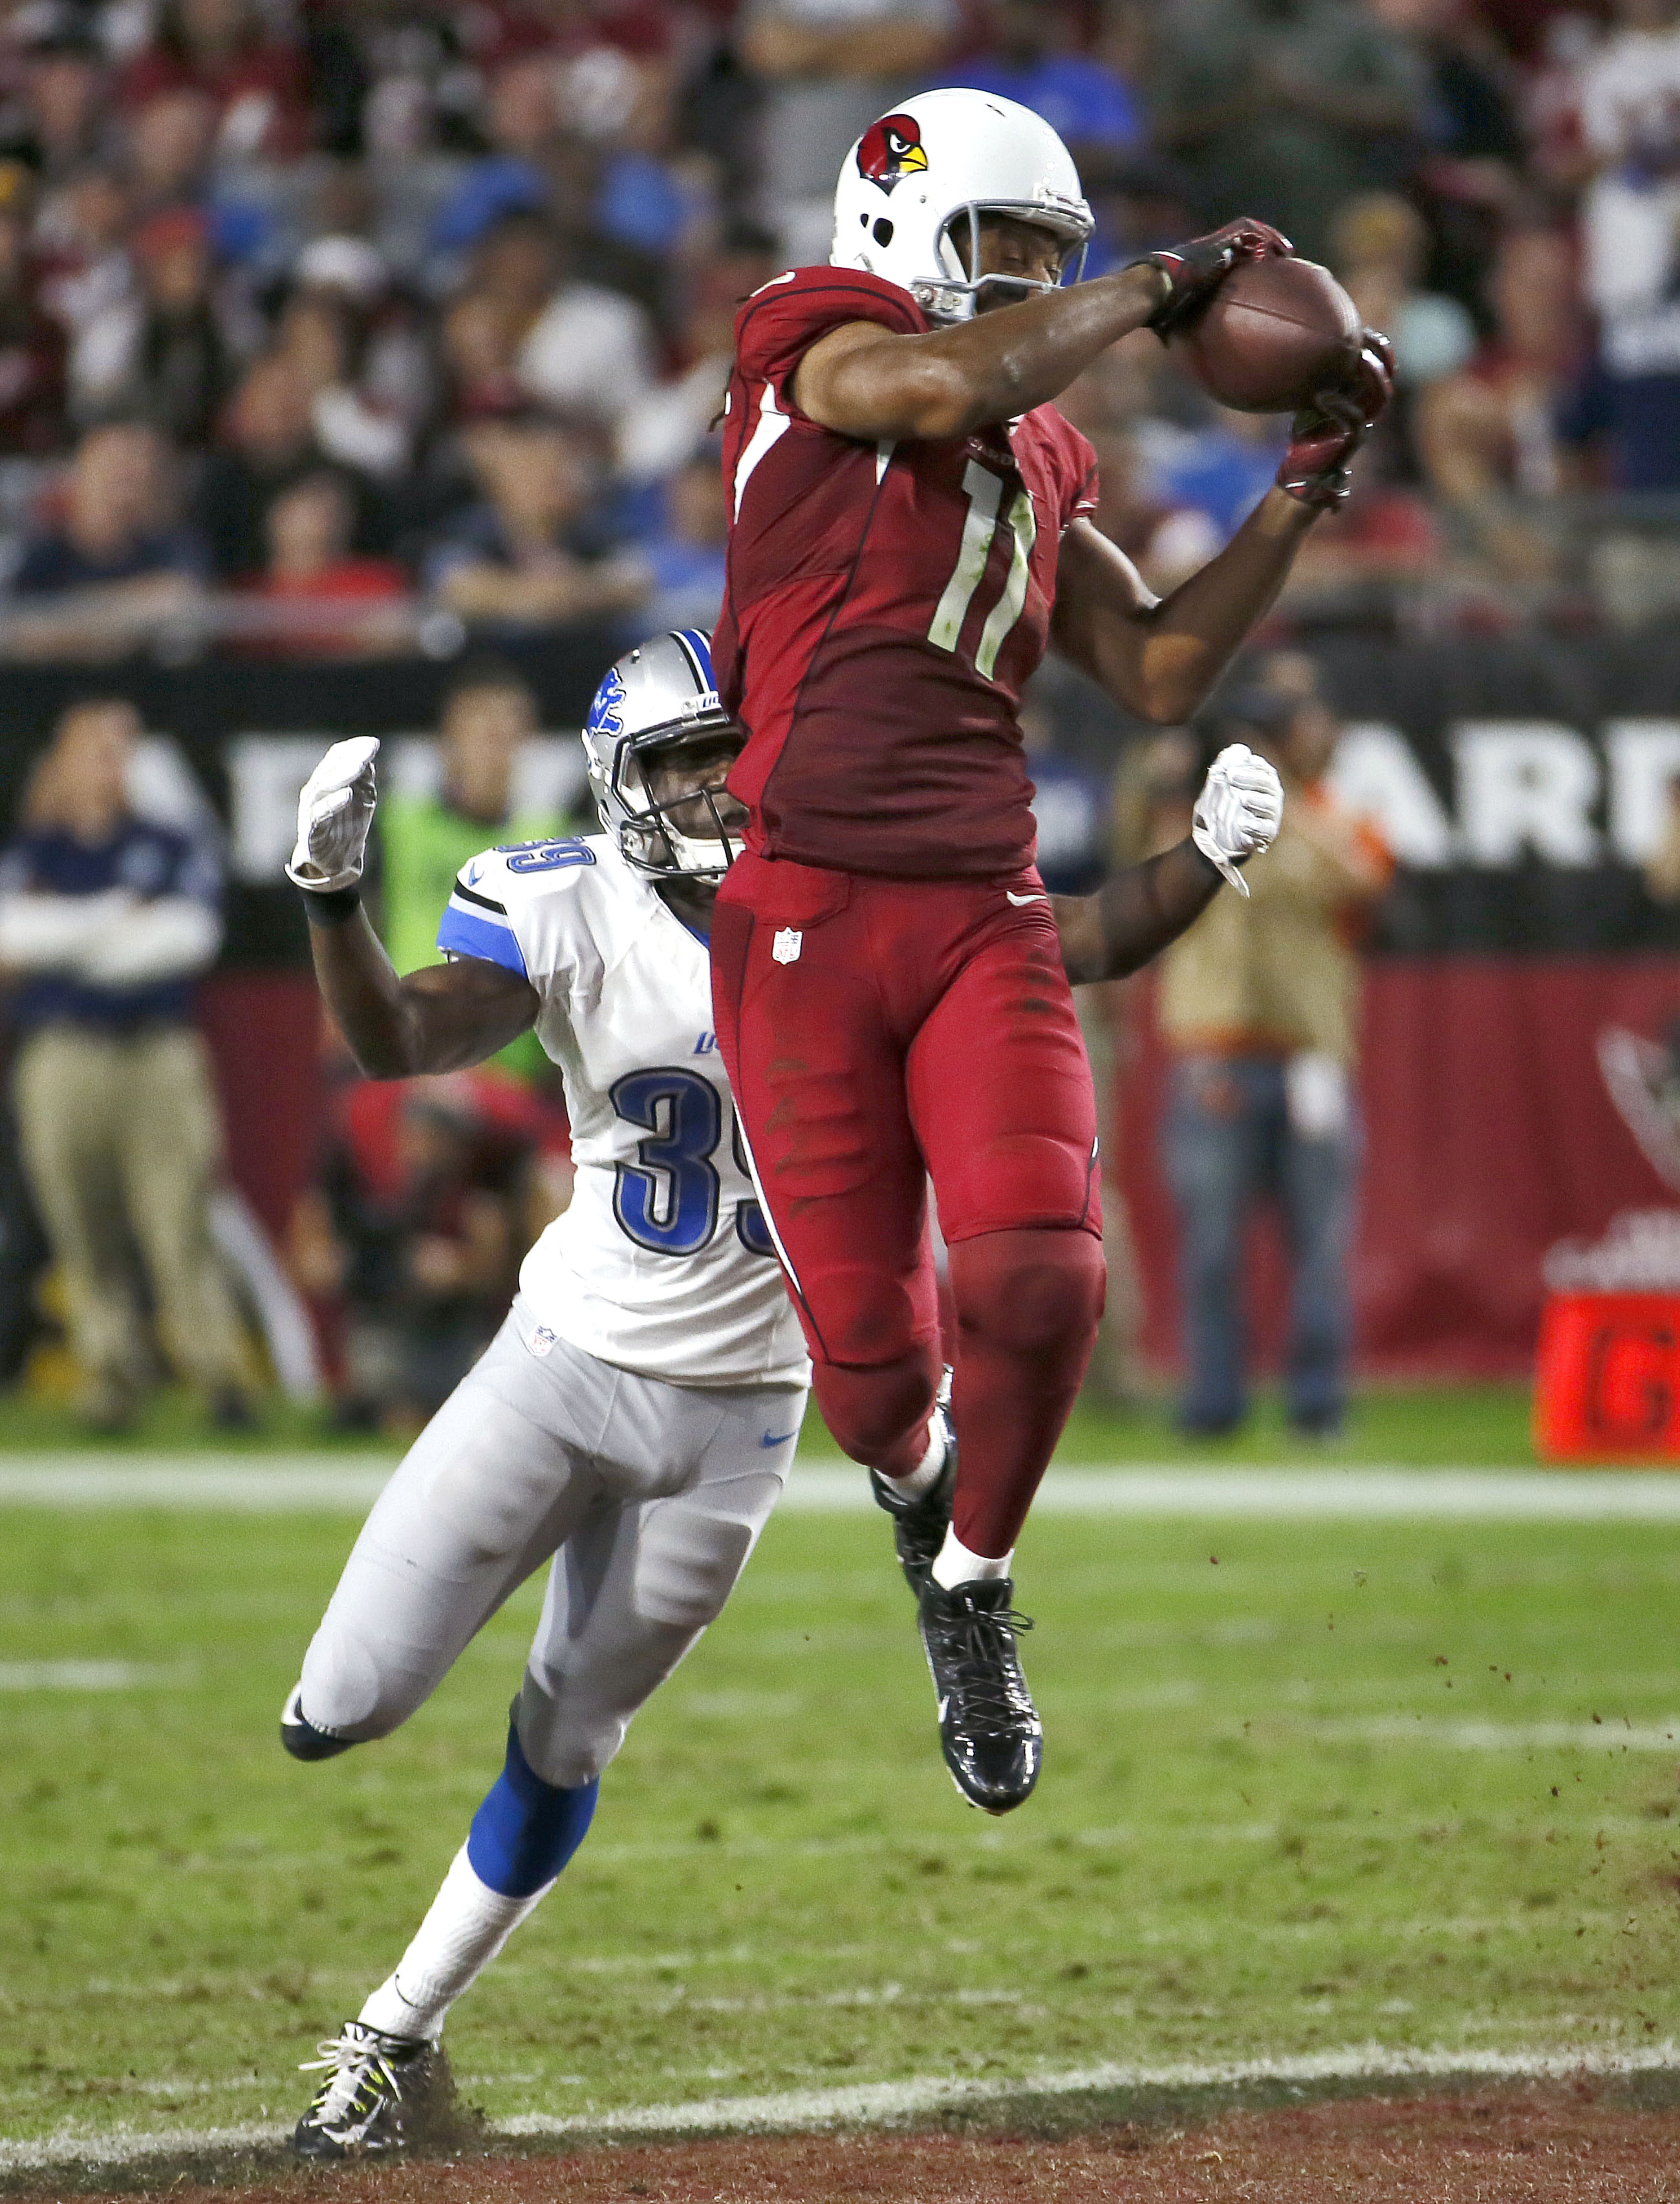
[296, 1298, 805, 1788]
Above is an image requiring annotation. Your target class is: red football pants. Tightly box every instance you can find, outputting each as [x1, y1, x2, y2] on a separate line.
[710, 848, 1105, 1558]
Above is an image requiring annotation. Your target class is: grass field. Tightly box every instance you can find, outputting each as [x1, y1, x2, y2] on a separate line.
[0, 1377, 1538, 1465]
[3, 1386, 1679, 2159]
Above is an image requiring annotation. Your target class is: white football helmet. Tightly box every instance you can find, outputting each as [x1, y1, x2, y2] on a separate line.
[831, 87, 1092, 323]
[582, 629, 743, 883]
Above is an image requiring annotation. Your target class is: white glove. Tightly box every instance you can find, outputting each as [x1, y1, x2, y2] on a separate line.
[1191, 742, 1285, 898]
[285, 737, 380, 893]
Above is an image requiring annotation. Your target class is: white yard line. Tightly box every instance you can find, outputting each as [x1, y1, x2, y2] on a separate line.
[1305, 1716, 1680, 1753]
[6, 2042, 1678, 2170]
[0, 1661, 191, 1691]
[6, 1458, 1680, 1518]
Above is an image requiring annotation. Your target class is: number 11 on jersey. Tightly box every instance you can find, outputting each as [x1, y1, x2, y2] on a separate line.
[927, 460, 1037, 682]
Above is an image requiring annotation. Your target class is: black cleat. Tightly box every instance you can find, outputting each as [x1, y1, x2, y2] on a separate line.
[918, 1575, 1042, 1815]
[281, 1683, 356, 1762]
[292, 2021, 442, 2159]
[868, 1371, 955, 1599]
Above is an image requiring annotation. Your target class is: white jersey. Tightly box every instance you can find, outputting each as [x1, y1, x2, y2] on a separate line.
[435, 834, 809, 1390]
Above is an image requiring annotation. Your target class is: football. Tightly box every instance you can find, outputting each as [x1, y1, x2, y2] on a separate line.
[1170, 254, 1364, 415]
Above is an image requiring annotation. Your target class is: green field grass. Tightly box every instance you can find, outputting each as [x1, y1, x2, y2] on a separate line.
[0, 1378, 1539, 1465]
[4, 1450, 1679, 2150]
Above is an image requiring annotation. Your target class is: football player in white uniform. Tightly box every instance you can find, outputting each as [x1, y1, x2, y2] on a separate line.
[277, 627, 1282, 2157]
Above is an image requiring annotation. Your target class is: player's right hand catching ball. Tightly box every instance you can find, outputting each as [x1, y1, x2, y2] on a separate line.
[1192, 743, 1285, 898]
[1136, 218, 1293, 338]
[286, 735, 380, 894]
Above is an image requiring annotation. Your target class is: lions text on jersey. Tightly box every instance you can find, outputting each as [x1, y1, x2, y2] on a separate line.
[436, 834, 809, 1390]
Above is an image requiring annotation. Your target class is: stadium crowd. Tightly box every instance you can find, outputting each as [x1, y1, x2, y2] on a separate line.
[1, 0, 1676, 1434]
[0, 0, 1675, 657]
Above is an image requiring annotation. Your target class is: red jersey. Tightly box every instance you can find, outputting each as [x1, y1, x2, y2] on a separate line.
[713, 266, 1099, 881]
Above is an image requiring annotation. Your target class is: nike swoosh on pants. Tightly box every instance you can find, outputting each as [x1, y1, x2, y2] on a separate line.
[1005, 891, 1045, 905]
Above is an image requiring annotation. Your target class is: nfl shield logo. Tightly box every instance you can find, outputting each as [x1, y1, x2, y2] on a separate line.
[771, 928, 802, 966]
[530, 1326, 557, 1357]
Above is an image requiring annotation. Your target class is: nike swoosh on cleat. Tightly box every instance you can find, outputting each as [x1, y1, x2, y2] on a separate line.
[1005, 891, 1045, 905]
[760, 1429, 800, 1447]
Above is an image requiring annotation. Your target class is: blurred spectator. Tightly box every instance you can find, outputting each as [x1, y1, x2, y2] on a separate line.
[124, 84, 217, 217]
[193, 348, 382, 580]
[964, 0, 1144, 181]
[1416, 226, 1582, 579]
[289, 1076, 520, 1433]
[515, 217, 656, 433]
[6, 418, 204, 656]
[616, 222, 779, 481]
[0, 696, 250, 1430]
[375, 653, 565, 1091]
[1330, 191, 1476, 389]
[239, 470, 408, 656]
[423, 409, 648, 631]
[640, 446, 727, 633]
[429, 51, 562, 255]
[0, 158, 67, 455]
[742, 0, 956, 263]
[1648, 775, 1680, 903]
[293, 232, 436, 455]
[72, 202, 242, 440]
[1368, 0, 1529, 313]
[378, 655, 562, 988]
[3, 23, 107, 183]
[274, 283, 409, 478]
[1148, 0, 1428, 260]
[118, 0, 309, 166]
[1156, 660, 1392, 1438]
[438, 208, 557, 421]
[434, 209, 656, 435]
[34, 162, 133, 351]
[1061, 343, 1236, 587]
[1577, 0, 1680, 488]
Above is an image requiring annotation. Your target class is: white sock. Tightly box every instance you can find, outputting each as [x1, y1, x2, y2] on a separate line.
[879, 1415, 947, 1500]
[358, 1844, 551, 2044]
[930, 1525, 1013, 1589]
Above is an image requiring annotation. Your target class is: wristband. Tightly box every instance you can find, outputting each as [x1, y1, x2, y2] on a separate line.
[299, 884, 361, 927]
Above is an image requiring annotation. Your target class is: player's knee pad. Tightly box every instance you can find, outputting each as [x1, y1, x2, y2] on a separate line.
[949, 1226, 1106, 1359]
[296, 1621, 418, 1741]
[466, 1709, 600, 1899]
[812, 1349, 938, 1465]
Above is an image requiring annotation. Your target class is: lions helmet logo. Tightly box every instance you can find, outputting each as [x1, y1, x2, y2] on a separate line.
[586, 662, 627, 739]
[856, 113, 927, 195]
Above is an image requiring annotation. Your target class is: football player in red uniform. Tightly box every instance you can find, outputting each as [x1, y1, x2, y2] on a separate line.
[709, 88, 1390, 1815]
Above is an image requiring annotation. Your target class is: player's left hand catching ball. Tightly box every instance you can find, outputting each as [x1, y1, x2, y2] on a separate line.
[1276, 329, 1395, 512]
[286, 735, 381, 894]
[1192, 742, 1285, 898]
[1136, 217, 1293, 338]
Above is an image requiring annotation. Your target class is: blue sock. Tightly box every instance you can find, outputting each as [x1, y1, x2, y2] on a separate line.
[466, 1719, 599, 1899]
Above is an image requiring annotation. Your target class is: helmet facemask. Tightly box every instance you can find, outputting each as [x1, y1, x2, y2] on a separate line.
[593, 718, 745, 884]
[919, 202, 1092, 324]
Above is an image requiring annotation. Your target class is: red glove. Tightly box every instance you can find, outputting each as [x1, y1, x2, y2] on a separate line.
[1134, 218, 1293, 337]
[1276, 329, 1396, 511]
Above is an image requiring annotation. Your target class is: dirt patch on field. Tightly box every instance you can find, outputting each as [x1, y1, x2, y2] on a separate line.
[10, 2082, 1680, 2203]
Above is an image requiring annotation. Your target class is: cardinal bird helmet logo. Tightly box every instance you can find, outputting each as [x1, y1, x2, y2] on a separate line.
[856, 113, 927, 195]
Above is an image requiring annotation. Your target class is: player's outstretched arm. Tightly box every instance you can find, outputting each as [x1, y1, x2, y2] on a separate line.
[286, 737, 539, 1078]
[1053, 747, 1286, 983]
[1052, 841, 1222, 985]
[307, 908, 539, 1079]
[1052, 335, 1395, 725]
[1051, 495, 1313, 726]
[792, 221, 1288, 444]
